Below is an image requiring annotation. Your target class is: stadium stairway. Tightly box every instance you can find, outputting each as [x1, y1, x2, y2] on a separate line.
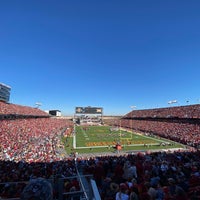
[76, 160, 101, 200]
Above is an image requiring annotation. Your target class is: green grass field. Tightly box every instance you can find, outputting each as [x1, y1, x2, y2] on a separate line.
[63, 125, 185, 155]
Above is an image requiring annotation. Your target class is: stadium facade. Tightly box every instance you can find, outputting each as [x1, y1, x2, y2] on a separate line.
[0, 82, 11, 102]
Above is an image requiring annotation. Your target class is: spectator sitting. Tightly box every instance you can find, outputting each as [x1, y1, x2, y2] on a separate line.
[115, 183, 129, 200]
[20, 178, 53, 200]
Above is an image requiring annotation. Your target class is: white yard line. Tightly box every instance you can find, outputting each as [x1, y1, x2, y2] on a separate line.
[73, 134, 76, 149]
[73, 127, 178, 149]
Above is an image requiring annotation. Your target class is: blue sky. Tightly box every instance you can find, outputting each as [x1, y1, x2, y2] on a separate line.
[1, 0, 200, 116]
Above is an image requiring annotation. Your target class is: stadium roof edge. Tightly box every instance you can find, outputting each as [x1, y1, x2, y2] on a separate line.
[136, 103, 200, 111]
[0, 82, 11, 89]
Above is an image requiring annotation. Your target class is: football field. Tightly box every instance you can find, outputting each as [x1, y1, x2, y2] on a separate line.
[66, 125, 184, 154]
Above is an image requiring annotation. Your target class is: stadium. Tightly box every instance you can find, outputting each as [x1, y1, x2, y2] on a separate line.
[0, 84, 200, 200]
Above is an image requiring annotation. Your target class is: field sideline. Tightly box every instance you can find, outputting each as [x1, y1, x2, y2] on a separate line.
[67, 125, 185, 154]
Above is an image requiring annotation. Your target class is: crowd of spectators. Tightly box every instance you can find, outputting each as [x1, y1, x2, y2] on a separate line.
[0, 101, 49, 116]
[104, 104, 200, 149]
[0, 118, 73, 163]
[80, 150, 200, 200]
[1, 102, 200, 199]
[0, 160, 79, 199]
[0, 102, 77, 199]
[120, 119, 200, 148]
[97, 105, 200, 199]
[124, 104, 200, 119]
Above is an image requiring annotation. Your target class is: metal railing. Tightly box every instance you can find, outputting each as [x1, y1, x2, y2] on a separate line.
[0, 174, 100, 200]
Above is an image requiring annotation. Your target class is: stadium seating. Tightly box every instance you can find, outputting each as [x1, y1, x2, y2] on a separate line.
[106, 105, 200, 149]
[0, 102, 200, 199]
[0, 118, 73, 162]
[123, 104, 200, 119]
[80, 150, 200, 200]
[0, 101, 49, 116]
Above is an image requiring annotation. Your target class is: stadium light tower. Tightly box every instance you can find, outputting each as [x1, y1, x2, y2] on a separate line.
[168, 100, 177, 106]
[131, 105, 136, 110]
[35, 102, 42, 108]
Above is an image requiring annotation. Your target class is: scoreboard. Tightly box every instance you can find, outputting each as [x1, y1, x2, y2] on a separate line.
[75, 106, 103, 114]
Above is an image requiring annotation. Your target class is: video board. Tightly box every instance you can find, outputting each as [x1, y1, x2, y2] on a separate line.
[75, 107, 103, 114]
